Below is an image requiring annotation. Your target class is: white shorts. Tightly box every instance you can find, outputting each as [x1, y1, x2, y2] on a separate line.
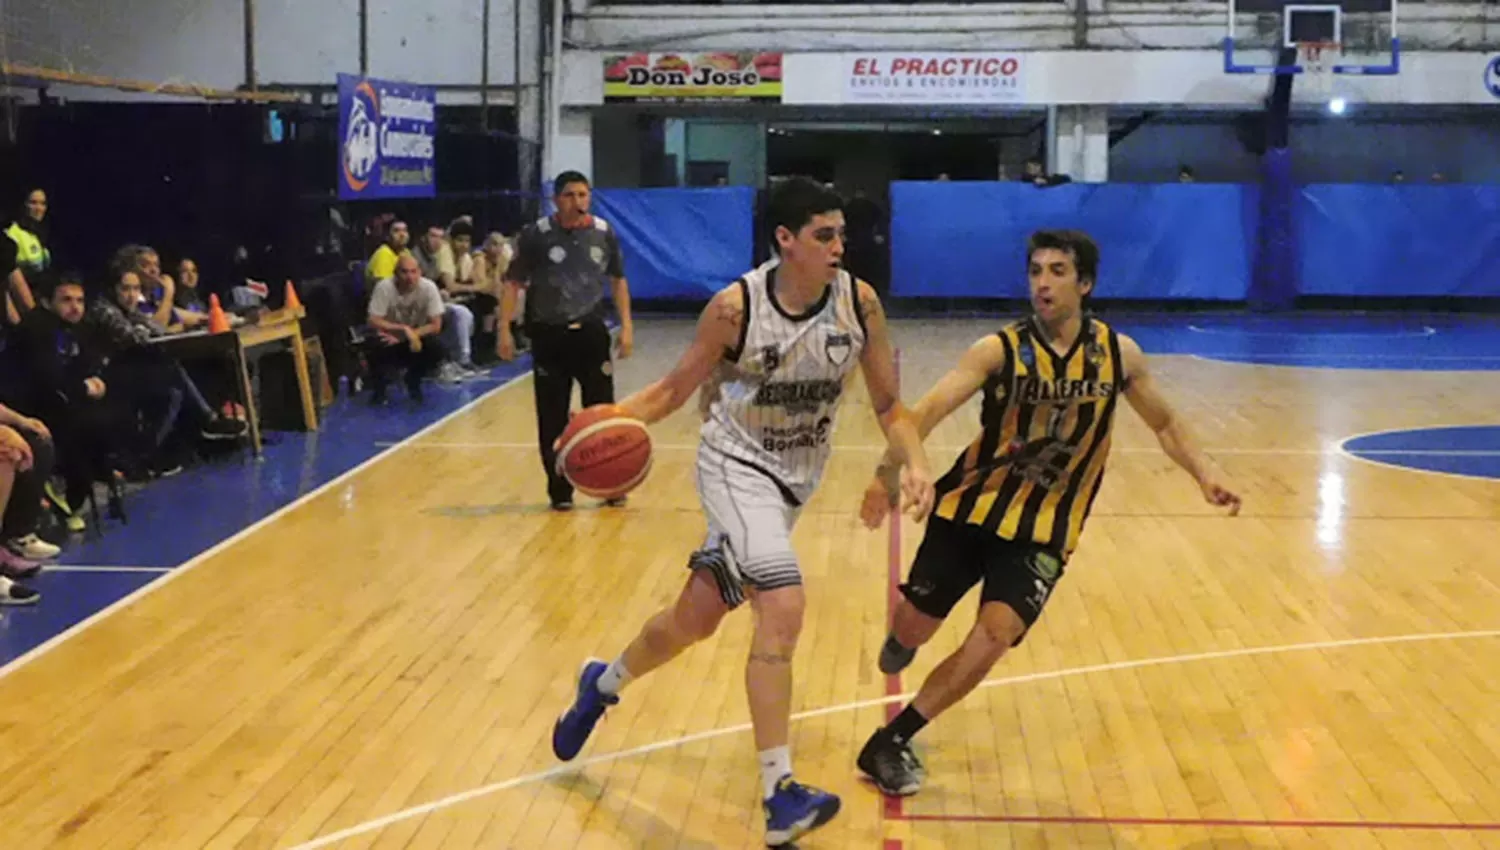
[689, 445, 804, 609]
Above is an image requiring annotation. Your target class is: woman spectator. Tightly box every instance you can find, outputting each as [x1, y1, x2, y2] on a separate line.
[172, 258, 211, 324]
[470, 231, 522, 353]
[2, 192, 42, 317]
[87, 265, 246, 476]
[5, 189, 50, 275]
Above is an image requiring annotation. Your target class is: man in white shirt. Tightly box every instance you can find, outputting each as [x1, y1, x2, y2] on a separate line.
[367, 255, 445, 403]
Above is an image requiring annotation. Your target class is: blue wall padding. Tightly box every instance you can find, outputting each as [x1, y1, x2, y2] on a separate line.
[888, 181, 1257, 301]
[592, 187, 756, 299]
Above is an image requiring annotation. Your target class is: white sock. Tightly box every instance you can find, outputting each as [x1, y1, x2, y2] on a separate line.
[759, 745, 792, 799]
[596, 656, 633, 696]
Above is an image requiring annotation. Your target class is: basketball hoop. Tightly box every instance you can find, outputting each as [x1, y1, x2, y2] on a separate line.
[1298, 40, 1343, 108]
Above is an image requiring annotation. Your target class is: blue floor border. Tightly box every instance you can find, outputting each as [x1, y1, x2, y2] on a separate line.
[0, 355, 534, 669]
[1341, 425, 1500, 482]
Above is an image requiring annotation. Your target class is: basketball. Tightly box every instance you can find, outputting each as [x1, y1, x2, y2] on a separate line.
[555, 404, 653, 500]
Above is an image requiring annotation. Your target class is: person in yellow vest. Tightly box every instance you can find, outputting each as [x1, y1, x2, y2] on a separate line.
[3, 189, 47, 317]
[5, 190, 49, 274]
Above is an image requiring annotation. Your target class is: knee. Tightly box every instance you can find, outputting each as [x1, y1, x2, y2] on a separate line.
[660, 595, 724, 646]
[751, 586, 806, 651]
[970, 603, 1026, 660]
[891, 598, 943, 648]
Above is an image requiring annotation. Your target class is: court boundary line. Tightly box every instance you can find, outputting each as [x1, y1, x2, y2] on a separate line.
[381, 440, 1500, 460]
[1186, 324, 1439, 339]
[0, 370, 534, 683]
[1336, 424, 1500, 485]
[890, 812, 1500, 832]
[286, 627, 1500, 849]
[1188, 353, 1500, 370]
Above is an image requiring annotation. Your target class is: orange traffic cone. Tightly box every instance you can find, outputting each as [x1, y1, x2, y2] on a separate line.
[208, 294, 231, 333]
[285, 280, 302, 313]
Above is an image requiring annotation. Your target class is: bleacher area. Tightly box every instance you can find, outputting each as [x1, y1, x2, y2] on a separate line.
[0, 215, 534, 627]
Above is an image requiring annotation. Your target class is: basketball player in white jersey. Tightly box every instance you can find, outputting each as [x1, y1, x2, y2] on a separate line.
[551, 176, 935, 846]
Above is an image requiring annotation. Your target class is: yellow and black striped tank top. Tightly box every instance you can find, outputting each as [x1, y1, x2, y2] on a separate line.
[932, 316, 1126, 557]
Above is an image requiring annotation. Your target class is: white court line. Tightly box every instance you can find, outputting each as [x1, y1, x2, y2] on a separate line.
[384, 441, 1500, 458]
[287, 627, 1500, 850]
[44, 565, 173, 574]
[1191, 353, 1500, 365]
[0, 371, 534, 682]
[1186, 325, 1439, 339]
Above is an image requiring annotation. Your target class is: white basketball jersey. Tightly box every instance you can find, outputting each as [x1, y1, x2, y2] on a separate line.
[699, 259, 867, 505]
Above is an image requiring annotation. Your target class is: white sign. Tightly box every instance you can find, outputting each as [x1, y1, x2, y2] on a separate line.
[841, 52, 1025, 103]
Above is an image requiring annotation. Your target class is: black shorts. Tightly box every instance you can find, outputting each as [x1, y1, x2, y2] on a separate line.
[899, 515, 1066, 644]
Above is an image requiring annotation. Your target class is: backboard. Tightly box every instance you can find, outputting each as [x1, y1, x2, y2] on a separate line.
[1223, 0, 1400, 76]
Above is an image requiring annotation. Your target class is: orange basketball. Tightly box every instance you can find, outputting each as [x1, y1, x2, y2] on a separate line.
[555, 405, 653, 500]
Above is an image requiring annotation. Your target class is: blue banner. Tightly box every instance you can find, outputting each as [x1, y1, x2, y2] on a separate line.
[337, 73, 437, 200]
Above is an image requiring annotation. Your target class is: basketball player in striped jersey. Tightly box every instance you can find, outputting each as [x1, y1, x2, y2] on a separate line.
[853, 229, 1242, 796]
[550, 177, 935, 846]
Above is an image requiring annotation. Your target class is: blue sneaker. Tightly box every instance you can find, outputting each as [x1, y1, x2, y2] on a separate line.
[551, 658, 619, 761]
[763, 774, 841, 846]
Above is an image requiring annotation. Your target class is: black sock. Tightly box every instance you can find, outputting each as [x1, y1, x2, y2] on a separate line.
[886, 704, 928, 745]
[882, 634, 909, 655]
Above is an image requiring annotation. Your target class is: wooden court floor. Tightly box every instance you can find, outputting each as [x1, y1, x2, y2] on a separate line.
[0, 318, 1496, 850]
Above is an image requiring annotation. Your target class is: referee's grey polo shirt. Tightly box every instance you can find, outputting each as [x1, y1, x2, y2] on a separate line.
[507, 214, 626, 327]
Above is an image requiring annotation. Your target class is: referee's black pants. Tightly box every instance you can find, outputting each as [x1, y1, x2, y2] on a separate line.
[529, 318, 615, 505]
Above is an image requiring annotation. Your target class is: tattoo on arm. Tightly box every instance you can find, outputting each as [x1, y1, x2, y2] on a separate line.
[858, 284, 884, 324]
[712, 292, 745, 358]
[714, 294, 744, 327]
[748, 651, 792, 665]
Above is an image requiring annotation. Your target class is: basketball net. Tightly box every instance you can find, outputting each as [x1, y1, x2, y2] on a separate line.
[1299, 41, 1340, 105]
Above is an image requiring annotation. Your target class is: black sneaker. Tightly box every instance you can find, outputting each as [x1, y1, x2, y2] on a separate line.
[857, 728, 925, 797]
[201, 417, 248, 441]
[879, 635, 917, 674]
[550, 499, 574, 512]
[0, 576, 40, 605]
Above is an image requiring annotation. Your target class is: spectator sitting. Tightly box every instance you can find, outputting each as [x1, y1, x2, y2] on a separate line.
[442, 219, 499, 366]
[122, 244, 209, 332]
[366, 219, 410, 284]
[472, 231, 523, 351]
[413, 223, 479, 382]
[172, 258, 212, 325]
[87, 265, 246, 475]
[15, 271, 140, 512]
[0, 426, 41, 605]
[0, 402, 60, 564]
[172, 256, 242, 418]
[367, 254, 445, 405]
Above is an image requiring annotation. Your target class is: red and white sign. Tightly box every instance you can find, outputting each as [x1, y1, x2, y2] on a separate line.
[843, 52, 1025, 103]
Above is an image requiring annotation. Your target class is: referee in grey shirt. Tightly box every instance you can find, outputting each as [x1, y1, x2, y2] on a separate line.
[499, 171, 636, 510]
